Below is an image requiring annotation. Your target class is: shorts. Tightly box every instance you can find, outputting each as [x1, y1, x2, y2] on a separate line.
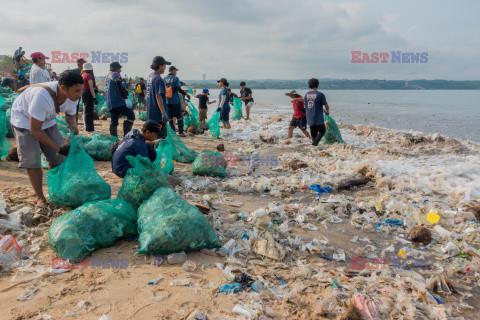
[246, 101, 254, 108]
[136, 93, 145, 103]
[166, 103, 183, 120]
[289, 116, 307, 131]
[199, 108, 207, 122]
[220, 107, 230, 124]
[13, 125, 65, 169]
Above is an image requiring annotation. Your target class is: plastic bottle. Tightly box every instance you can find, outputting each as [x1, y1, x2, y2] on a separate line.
[0, 235, 22, 265]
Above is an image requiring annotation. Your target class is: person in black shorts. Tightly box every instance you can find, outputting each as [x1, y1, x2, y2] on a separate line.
[195, 88, 217, 133]
[135, 78, 146, 111]
[285, 90, 311, 139]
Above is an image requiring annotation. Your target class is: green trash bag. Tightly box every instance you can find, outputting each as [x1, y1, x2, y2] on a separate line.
[191, 151, 227, 178]
[184, 102, 200, 131]
[137, 187, 221, 254]
[166, 125, 197, 163]
[206, 110, 221, 138]
[47, 198, 137, 260]
[55, 116, 70, 135]
[323, 114, 345, 144]
[83, 133, 119, 161]
[95, 93, 104, 105]
[232, 96, 243, 120]
[117, 155, 168, 210]
[0, 109, 9, 160]
[154, 140, 174, 175]
[5, 110, 13, 138]
[138, 111, 147, 121]
[0, 96, 6, 109]
[47, 133, 111, 207]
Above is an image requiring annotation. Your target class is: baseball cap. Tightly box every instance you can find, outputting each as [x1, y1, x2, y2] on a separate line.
[217, 78, 228, 84]
[77, 58, 87, 64]
[169, 66, 179, 72]
[240, 81, 246, 86]
[152, 56, 171, 65]
[110, 61, 122, 71]
[285, 90, 299, 96]
[83, 63, 93, 71]
[202, 88, 209, 94]
[30, 52, 50, 60]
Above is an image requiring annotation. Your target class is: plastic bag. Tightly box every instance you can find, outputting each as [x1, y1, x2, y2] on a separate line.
[47, 133, 111, 207]
[55, 116, 70, 137]
[47, 198, 136, 260]
[0, 109, 9, 160]
[323, 115, 345, 144]
[191, 151, 227, 178]
[232, 96, 243, 120]
[154, 140, 174, 175]
[117, 155, 168, 210]
[206, 110, 221, 138]
[5, 110, 13, 138]
[137, 187, 221, 254]
[83, 133, 119, 161]
[138, 111, 147, 121]
[166, 125, 197, 163]
[184, 102, 200, 131]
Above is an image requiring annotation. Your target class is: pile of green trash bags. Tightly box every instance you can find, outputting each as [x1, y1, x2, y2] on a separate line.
[137, 187, 221, 254]
[166, 125, 197, 163]
[47, 133, 111, 207]
[154, 140, 174, 175]
[191, 151, 227, 178]
[323, 114, 345, 144]
[117, 155, 168, 210]
[206, 110, 221, 138]
[138, 111, 147, 121]
[47, 198, 137, 260]
[183, 102, 200, 131]
[82, 133, 119, 161]
[1, 88, 20, 138]
[232, 96, 243, 120]
[0, 108, 9, 160]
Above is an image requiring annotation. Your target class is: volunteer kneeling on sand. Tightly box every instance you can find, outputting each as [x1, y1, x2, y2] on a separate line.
[10, 70, 83, 210]
[111, 120, 162, 178]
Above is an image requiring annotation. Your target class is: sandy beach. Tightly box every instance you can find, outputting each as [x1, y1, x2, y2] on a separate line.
[1, 113, 480, 320]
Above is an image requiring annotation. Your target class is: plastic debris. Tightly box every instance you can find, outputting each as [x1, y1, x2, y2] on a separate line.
[308, 185, 332, 195]
[167, 252, 187, 265]
[219, 283, 242, 294]
[182, 260, 197, 272]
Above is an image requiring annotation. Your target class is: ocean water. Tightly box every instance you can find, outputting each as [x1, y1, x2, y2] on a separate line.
[200, 89, 480, 143]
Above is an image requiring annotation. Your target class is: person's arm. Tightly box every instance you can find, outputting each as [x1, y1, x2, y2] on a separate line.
[175, 86, 187, 95]
[324, 104, 330, 115]
[30, 117, 62, 152]
[218, 92, 227, 109]
[208, 100, 217, 104]
[134, 140, 150, 158]
[115, 78, 128, 99]
[155, 93, 166, 113]
[88, 79, 95, 99]
[65, 114, 79, 135]
[292, 97, 304, 102]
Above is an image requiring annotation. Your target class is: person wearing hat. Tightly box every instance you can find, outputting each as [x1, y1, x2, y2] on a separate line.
[146, 56, 170, 139]
[29, 52, 51, 84]
[111, 120, 162, 178]
[134, 78, 146, 112]
[217, 78, 231, 129]
[81, 63, 97, 132]
[164, 66, 188, 137]
[194, 88, 217, 133]
[304, 78, 330, 146]
[105, 61, 135, 137]
[285, 90, 311, 139]
[239, 81, 254, 120]
[10, 70, 83, 211]
[17, 74, 30, 89]
[73, 58, 87, 75]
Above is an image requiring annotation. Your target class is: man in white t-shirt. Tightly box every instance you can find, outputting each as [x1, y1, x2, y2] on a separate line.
[29, 52, 51, 84]
[10, 70, 83, 210]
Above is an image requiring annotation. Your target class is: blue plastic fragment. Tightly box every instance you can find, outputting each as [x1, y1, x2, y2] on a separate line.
[319, 253, 333, 261]
[376, 219, 404, 229]
[219, 283, 242, 294]
[308, 185, 332, 195]
[433, 295, 445, 304]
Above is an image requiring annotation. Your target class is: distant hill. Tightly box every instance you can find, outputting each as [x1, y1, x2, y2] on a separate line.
[182, 79, 480, 90]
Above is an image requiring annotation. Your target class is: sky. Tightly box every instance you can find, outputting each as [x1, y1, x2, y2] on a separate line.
[0, 0, 479, 80]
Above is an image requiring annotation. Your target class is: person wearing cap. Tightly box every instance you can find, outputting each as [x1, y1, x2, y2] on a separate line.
[146, 56, 170, 139]
[164, 66, 188, 137]
[73, 58, 87, 74]
[304, 78, 330, 146]
[194, 88, 217, 133]
[239, 82, 254, 120]
[82, 63, 97, 132]
[285, 90, 311, 139]
[30, 52, 51, 84]
[17, 74, 30, 89]
[10, 70, 83, 211]
[111, 120, 162, 178]
[105, 61, 135, 137]
[135, 78, 146, 112]
[216, 78, 231, 129]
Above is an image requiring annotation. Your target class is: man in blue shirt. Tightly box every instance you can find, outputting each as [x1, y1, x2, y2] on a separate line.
[164, 66, 188, 137]
[105, 61, 135, 137]
[73, 58, 87, 74]
[17, 65, 26, 79]
[111, 120, 161, 178]
[146, 56, 171, 139]
[304, 78, 330, 146]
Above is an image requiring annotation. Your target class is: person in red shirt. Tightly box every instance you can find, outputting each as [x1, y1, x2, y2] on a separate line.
[285, 90, 311, 139]
[81, 63, 97, 132]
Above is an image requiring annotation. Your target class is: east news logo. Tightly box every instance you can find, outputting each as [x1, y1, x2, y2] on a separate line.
[351, 51, 428, 63]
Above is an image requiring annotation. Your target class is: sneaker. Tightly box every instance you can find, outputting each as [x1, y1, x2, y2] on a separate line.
[178, 133, 186, 137]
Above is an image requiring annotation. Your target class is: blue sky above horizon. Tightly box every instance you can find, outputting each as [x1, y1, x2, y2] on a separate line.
[0, 0, 478, 80]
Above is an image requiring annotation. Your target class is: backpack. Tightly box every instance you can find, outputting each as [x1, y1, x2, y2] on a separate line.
[135, 83, 142, 94]
[165, 77, 174, 99]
